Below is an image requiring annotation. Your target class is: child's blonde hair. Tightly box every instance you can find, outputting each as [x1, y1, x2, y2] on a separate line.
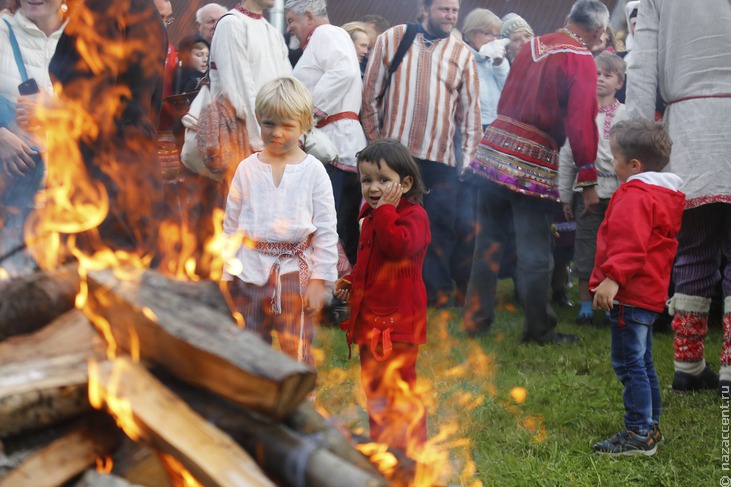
[595, 50, 626, 83]
[255, 77, 314, 132]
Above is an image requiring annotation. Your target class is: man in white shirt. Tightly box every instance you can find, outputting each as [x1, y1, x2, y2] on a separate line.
[285, 0, 366, 265]
[209, 0, 292, 152]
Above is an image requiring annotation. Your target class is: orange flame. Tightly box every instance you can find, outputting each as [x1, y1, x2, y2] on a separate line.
[159, 453, 204, 487]
[88, 359, 142, 442]
[95, 455, 113, 474]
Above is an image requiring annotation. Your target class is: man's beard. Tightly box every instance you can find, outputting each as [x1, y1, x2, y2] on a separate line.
[426, 18, 452, 38]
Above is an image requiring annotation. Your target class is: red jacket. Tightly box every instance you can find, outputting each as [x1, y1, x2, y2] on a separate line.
[590, 175, 685, 312]
[342, 199, 431, 351]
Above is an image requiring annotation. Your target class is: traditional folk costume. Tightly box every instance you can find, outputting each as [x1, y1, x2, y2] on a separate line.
[361, 24, 481, 306]
[463, 29, 599, 342]
[223, 154, 338, 366]
[209, 6, 291, 151]
[292, 24, 367, 265]
[341, 198, 431, 450]
[626, 0, 731, 384]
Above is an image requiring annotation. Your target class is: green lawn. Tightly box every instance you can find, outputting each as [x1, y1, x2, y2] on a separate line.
[313, 280, 724, 486]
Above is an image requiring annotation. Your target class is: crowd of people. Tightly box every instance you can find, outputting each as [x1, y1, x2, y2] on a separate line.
[1, 0, 730, 460]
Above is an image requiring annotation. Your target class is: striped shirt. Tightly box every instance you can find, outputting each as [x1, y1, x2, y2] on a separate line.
[361, 24, 482, 168]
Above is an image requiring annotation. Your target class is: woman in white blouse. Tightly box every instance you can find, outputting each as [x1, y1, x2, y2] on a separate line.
[0, 0, 67, 276]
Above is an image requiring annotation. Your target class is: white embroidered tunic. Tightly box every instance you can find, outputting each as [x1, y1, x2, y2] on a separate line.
[626, 0, 731, 208]
[209, 9, 292, 151]
[223, 153, 338, 286]
[292, 24, 366, 169]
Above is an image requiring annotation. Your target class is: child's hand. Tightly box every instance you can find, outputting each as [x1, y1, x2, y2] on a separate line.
[334, 278, 352, 302]
[376, 182, 402, 208]
[562, 203, 574, 221]
[304, 279, 326, 312]
[592, 277, 619, 312]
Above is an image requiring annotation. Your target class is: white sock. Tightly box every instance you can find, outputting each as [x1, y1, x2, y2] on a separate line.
[674, 360, 705, 376]
[720, 365, 731, 383]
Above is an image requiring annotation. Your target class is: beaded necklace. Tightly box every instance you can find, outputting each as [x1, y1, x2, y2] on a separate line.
[558, 27, 588, 48]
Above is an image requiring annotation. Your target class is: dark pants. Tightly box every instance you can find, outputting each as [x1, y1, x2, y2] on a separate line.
[359, 342, 427, 451]
[451, 180, 477, 305]
[610, 304, 661, 434]
[417, 159, 458, 307]
[325, 164, 361, 266]
[464, 178, 556, 342]
[673, 203, 731, 297]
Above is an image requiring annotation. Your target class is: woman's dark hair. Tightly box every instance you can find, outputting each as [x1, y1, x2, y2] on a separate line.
[356, 139, 427, 203]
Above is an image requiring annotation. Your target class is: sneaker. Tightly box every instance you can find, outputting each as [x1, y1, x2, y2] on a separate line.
[672, 365, 719, 392]
[651, 425, 664, 445]
[593, 429, 657, 456]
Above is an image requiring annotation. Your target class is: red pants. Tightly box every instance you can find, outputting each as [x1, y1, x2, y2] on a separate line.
[359, 342, 427, 452]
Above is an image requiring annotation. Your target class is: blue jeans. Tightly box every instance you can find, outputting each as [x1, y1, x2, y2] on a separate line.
[610, 304, 661, 434]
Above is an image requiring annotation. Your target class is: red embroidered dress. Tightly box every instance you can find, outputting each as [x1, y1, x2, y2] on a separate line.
[467, 31, 599, 201]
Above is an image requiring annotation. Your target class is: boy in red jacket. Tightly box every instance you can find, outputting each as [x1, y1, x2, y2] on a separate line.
[591, 119, 684, 456]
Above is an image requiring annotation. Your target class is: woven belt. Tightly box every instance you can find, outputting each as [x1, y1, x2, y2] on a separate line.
[249, 235, 312, 314]
[316, 111, 359, 129]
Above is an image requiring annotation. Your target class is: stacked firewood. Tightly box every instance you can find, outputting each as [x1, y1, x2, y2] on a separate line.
[0, 266, 389, 487]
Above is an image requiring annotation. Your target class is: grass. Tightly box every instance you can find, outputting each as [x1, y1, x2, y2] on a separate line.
[312, 279, 724, 487]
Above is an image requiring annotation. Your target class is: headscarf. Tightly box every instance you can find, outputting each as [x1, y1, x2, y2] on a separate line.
[500, 13, 534, 39]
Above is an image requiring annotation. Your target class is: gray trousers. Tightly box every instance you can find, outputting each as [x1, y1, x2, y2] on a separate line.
[464, 178, 557, 343]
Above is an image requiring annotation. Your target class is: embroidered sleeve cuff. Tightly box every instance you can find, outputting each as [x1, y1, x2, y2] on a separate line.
[576, 164, 598, 186]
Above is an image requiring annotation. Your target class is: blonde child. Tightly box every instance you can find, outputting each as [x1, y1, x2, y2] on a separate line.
[558, 50, 628, 325]
[334, 139, 430, 452]
[223, 77, 338, 366]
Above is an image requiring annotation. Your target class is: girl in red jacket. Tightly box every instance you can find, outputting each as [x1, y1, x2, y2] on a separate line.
[334, 139, 430, 453]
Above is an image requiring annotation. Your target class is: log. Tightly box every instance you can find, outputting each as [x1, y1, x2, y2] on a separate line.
[0, 309, 100, 437]
[74, 471, 143, 487]
[85, 268, 315, 419]
[108, 440, 172, 487]
[0, 264, 80, 341]
[285, 402, 382, 476]
[0, 422, 79, 478]
[0, 309, 99, 366]
[163, 372, 389, 487]
[140, 272, 232, 317]
[91, 357, 275, 487]
[0, 418, 118, 487]
[0, 349, 101, 437]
